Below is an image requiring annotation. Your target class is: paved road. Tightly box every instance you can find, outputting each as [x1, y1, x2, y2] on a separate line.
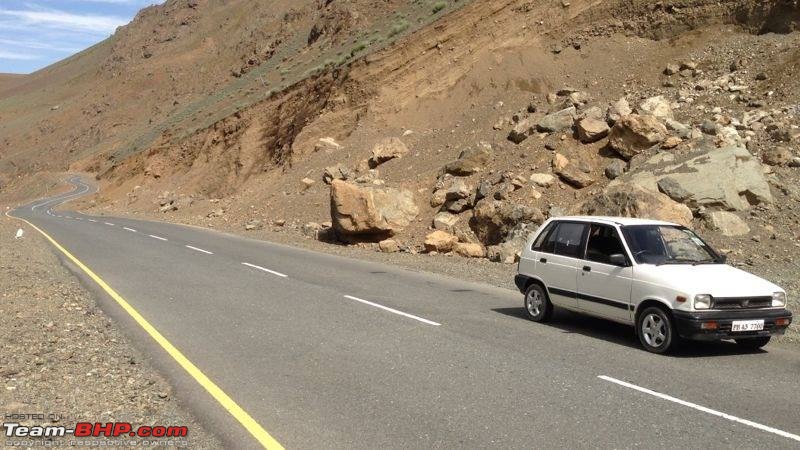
[8, 177, 800, 449]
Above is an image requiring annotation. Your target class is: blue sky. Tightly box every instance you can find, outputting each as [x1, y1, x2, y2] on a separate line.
[0, 0, 162, 74]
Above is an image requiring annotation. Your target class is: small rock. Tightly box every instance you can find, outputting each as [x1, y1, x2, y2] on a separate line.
[530, 173, 555, 188]
[606, 98, 632, 125]
[424, 230, 459, 253]
[443, 145, 493, 175]
[576, 118, 610, 143]
[661, 136, 683, 149]
[244, 219, 263, 231]
[454, 242, 486, 258]
[301, 177, 315, 189]
[537, 107, 577, 133]
[378, 239, 400, 253]
[604, 160, 626, 180]
[369, 137, 409, 166]
[637, 95, 673, 120]
[552, 153, 570, 172]
[433, 212, 460, 231]
[315, 137, 342, 153]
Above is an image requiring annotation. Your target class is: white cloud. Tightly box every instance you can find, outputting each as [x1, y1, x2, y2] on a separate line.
[0, 38, 80, 53]
[0, 8, 128, 34]
[0, 50, 40, 60]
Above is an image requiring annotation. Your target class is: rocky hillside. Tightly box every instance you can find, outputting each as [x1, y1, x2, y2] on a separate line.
[2, 0, 800, 329]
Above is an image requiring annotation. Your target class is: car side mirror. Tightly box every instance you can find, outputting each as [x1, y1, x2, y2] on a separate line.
[609, 253, 627, 266]
[718, 254, 727, 264]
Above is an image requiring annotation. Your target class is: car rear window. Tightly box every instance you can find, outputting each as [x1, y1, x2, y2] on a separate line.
[551, 222, 588, 258]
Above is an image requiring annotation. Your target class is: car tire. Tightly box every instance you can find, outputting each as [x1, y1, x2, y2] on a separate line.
[734, 336, 770, 350]
[524, 283, 552, 323]
[636, 306, 676, 354]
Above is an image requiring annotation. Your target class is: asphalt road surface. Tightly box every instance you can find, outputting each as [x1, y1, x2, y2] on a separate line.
[8, 177, 800, 449]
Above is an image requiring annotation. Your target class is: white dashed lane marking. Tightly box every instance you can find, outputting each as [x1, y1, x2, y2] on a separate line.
[185, 245, 213, 255]
[343, 295, 441, 326]
[241, 262, 288, 278]
[598, 375, 800, 443]
[123, 227, 137, 233]
[88, 219, 97, 223]
[148, 234, 168, 241]
[104, 222, 115, 226]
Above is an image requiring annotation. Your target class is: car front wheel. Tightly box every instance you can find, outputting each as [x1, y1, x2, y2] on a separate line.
[637, 306, 676, 354]
[524, 283, 552, 323]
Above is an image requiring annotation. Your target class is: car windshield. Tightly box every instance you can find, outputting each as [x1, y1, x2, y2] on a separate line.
[621, 225, 721, 265]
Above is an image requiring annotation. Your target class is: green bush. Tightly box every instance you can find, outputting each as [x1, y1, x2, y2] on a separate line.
[432, 1, 446, 14]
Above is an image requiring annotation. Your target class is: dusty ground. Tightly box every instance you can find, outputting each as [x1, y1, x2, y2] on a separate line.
[0, 214, 220, 447]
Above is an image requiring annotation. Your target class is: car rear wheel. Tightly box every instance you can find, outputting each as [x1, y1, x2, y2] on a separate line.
[524, 283, 552, 323]
[734, 336, 770, 350]
[637, 306, 676, 354]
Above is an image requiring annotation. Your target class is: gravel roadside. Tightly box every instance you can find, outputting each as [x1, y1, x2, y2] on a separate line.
[0, 217, 221, 448]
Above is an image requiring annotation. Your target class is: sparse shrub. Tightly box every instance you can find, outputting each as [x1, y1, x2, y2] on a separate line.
[350, 42, 367, 57]
[388, 19, 410, 37]
[432, 1, 446, 14]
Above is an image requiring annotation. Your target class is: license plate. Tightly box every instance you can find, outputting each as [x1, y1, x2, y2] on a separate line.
[731, 320, 764, 332]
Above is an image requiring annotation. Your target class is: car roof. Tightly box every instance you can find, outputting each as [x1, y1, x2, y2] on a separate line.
[550, 215, 680, 227]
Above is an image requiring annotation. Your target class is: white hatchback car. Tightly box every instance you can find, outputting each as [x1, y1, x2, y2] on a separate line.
[514, 216, 793, 353]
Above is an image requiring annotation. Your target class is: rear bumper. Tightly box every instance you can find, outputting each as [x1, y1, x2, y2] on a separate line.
[673, 308, 792, 340]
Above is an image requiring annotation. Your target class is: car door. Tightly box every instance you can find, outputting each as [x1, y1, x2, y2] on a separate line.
[576, 223, 634, 323]
[532, 221, 588, 311]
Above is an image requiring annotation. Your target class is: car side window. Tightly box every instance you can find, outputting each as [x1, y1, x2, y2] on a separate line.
[553, 222, 588, 258]
[586, 224, 626, 265]
[532, 222, 556, 251]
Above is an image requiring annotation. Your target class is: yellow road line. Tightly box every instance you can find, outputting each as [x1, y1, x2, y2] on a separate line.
[7, 212, 283, 450]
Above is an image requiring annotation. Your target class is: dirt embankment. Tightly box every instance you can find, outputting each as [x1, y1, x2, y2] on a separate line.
[0, 216, 220, 447]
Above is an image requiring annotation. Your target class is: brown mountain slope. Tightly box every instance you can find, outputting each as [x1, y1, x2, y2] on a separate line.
[0, 0, 465, 176]
[0, 74, 25, 93]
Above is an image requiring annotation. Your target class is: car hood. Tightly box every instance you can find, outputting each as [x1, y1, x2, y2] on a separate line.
[635, 263, 783, 297]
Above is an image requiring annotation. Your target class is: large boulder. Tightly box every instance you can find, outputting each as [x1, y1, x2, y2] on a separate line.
[330, 180, 419, 238]
[537, 107, 577, 133]
[579, 184, 693, 226]
[370, 137, 409, 166]
[706, 211, 750, 236]
[486, 223, 537, 263]
[646, 145, 773, 211]
[443, 145, 492, 175]
[471, 200, 544, 245]
[609, 114, 668, 160]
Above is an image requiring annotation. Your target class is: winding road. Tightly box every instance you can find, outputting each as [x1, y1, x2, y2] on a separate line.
[7, 177, 800, 449]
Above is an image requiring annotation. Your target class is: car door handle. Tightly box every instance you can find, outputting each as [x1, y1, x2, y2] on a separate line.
[582, 265, 592, 272]
[539, 258, 547, 263]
